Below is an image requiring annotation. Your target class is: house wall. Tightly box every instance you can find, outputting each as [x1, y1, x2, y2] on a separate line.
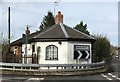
[22, 44, 33, 63]
[22, 41, 92, 64]
[11, 46, 22, 63]
[11, 46, 22, 56]
[36, 42, 68, 64]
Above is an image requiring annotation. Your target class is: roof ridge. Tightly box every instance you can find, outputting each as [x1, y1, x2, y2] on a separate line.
[60, 23, 69, 38]
[63, 24, 95, 39]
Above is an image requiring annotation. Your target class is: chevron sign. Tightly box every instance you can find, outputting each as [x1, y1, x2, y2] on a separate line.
[74, 45, 90, 59]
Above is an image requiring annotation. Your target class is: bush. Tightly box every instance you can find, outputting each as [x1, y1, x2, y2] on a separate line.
[92, 35, 111, 63]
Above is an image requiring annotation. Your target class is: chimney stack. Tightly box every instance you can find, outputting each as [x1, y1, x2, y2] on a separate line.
[25, 25, 30, 35]
[55, 11, 63, 24]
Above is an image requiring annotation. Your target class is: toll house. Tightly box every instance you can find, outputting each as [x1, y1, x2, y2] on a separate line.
[11, 11, 95, 64]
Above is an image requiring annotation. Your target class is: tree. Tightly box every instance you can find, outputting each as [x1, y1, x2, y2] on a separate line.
[2, 38, 9, 55]
[39, 11, 55, 30]
[74, 21, 90, 35]
[1, 37, 17, 63]
[0, 38, 9, 62]
[92, 35, 111, 62]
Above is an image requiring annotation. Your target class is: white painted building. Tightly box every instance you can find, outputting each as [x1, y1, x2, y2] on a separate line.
[11, 11, 95, 65]
[22, 41, 92, 64]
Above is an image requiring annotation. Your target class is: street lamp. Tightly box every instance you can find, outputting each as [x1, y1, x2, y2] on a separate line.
[24, 25, 30, 64]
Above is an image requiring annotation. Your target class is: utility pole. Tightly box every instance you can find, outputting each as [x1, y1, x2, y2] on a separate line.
[6, 7, 11, 63]
[8, 7, 10, 52]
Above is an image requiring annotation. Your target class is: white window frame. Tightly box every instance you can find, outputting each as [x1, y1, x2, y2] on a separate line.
[46, 45, 58, 60]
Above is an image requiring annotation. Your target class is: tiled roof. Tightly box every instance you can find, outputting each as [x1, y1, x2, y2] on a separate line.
[11, 23, 95, 46]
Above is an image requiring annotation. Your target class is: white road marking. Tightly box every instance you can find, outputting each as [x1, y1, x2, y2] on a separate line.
[28, 78, 44, 81]
[107, 73, 112, 76]
[107, 73, 117, 78]
[106, 78, 113, 80]
[116, 78, 120, 80]
[111, 75, 117, 78]
[101, 74, 113, 80]
[101, 74, 108, 78]
[101, 73, 120, 80]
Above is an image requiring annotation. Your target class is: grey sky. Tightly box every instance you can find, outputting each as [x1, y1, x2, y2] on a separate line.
[1, 0, 119, 46]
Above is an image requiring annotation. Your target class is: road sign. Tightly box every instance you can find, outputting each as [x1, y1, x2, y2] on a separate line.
[74, 45, 90, 59]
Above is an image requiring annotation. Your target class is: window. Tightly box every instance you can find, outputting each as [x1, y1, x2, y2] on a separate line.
[46, 45, 58, 60]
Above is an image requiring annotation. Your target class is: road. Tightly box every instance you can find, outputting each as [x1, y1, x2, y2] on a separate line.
[0, 58, 120, 82]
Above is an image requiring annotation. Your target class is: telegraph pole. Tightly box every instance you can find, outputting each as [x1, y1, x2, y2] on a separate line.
[8, 7, 10, 52]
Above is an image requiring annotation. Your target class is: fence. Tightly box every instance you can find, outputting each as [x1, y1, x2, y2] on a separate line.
[0, 61, 105, 72]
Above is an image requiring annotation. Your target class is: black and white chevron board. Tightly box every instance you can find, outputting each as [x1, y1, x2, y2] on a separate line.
[74, 45, 90, 59]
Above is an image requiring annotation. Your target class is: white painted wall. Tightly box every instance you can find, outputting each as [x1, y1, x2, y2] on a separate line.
[36, 42, 68, 64]
[22, 41, 92, 64]
[22, 44, 33, 64]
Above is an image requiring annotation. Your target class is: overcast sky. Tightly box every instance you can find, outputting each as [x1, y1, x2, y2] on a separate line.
[1, 0, 119, 46]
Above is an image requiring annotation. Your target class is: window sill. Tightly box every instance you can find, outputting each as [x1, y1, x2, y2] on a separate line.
[45, 59, 58, 60]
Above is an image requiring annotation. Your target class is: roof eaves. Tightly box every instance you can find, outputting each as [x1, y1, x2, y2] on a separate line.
[10, 38, 23, 46]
